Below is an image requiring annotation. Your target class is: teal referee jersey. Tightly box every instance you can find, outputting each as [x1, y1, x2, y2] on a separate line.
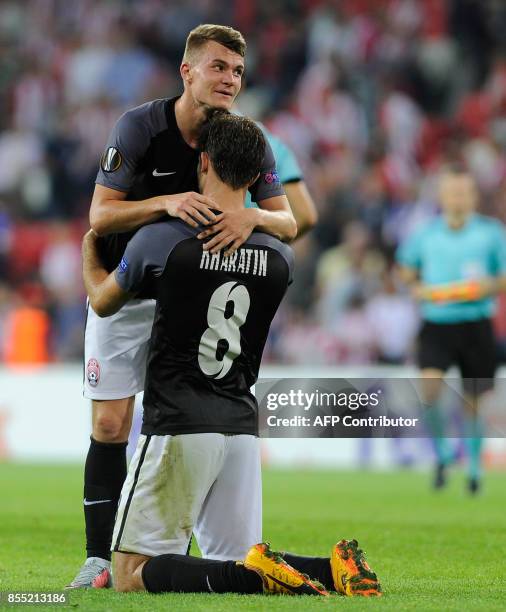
[396, 214, 506, 323]
[245, 124, 302, 209]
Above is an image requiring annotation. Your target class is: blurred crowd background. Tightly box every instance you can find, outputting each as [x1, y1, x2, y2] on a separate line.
[1, 0, 506, 365]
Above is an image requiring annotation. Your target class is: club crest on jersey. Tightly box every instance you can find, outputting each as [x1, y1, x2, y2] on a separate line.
[100, 147, 122, 173]
[263, 171, 279, 185]
[87, 358, 100, 387]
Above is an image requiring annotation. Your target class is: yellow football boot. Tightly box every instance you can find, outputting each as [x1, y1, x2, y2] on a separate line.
[244, 543, 329, 596]
[330, 539, 382, 597]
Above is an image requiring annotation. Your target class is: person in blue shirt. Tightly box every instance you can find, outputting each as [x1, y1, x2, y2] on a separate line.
[245, 124, 317, 237]
[397, 166, 506, 494]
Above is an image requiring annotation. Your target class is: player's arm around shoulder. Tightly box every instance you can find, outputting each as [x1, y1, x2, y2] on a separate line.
[253, 193, 298, 241]
[197, 139, 297, 255]
[263, 126, 317, 237]
[245, 136, 297, 242]
[90, 185, 218, 236]
[90, 105, 218, 235]
[82, 229, 134, 317]
[89, 184, 168, 237]
[197, 194, 297, 256]
[283, 180, 318, 238]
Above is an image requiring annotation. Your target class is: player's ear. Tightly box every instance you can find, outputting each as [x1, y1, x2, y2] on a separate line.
[180, 62, 192, 85]
[199, 152, 209, 174]
[247, 172, 260, 188]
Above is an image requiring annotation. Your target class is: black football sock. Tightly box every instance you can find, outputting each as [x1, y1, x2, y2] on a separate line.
[84, 436, 128, 561]
[142, 554, 263, 594]
[282, 552, 334, 591]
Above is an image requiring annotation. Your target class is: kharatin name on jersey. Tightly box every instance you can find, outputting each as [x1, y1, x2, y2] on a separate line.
[200, 248, 268, 277]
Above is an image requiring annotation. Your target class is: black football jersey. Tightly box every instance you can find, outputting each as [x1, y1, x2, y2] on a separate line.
[95, 97, 285, 271]
[115, 219, 293, 436]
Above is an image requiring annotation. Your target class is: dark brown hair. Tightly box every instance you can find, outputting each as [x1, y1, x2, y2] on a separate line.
[198, 110, 265, 190]
[183, 24, 246, 63]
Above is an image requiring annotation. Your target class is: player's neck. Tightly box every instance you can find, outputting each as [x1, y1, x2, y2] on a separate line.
[175, 94, 209, 148]
[202, 179, 247, 212]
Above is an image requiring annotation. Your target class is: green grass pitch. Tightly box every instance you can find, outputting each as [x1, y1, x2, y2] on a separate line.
[1, 463, 504, 611]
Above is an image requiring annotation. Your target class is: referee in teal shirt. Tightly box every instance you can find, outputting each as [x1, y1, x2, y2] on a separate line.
[397, 166, 506, 493]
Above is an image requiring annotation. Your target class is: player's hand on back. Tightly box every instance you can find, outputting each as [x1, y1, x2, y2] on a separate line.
[164, 192, 220, 228]
[197, 208, 257, 256]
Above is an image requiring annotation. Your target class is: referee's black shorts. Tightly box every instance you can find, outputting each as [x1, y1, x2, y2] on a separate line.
[418, 318, 496, 395]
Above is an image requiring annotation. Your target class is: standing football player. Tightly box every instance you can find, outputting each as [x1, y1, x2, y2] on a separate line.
[397, 166, 506, 493]
[69, 24, 297, 589]
[82, 111, 381, 597]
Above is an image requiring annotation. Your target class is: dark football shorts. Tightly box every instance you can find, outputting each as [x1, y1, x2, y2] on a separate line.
[418, 318, 496, 395]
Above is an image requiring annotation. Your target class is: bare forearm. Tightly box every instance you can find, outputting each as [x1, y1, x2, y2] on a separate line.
[252, 208, 297, 242]
[90, 195, 168, 236]
[284, 181, 318, 238]
[82, 233, 131, 316]
[82, 232, 109, 306]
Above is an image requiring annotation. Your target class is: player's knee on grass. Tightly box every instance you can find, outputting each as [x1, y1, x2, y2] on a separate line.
[113, 552, 149, 592]
[92, 398, 134, 443]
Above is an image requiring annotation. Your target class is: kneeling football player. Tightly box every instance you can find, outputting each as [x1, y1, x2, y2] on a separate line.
[83, 111, 381, 597]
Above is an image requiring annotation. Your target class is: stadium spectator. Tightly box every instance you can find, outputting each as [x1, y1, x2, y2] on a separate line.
[316, 221, 386, 326]
[365, 267, 419, 364]
[3, 290, 51, 365]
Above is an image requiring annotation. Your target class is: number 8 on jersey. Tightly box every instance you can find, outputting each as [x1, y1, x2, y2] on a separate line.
[198, 281, 251, 379]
